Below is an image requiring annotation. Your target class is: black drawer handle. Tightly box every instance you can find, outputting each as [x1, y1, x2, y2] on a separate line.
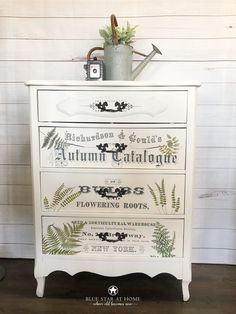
[96, 143, 127, 153]
[94, 101, 129, 112]
[96, 232, 127, 242]
[97, 187, 127, 199]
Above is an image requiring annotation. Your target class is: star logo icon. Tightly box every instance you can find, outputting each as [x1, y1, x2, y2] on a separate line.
[108, 285, 119, 296]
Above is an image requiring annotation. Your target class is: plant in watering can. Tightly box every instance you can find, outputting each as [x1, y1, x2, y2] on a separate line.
[99, 21, 137, 45]
[87, 14, 162, 80]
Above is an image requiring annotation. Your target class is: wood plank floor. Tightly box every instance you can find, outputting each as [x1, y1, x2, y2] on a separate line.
[0, 259, 235, 314]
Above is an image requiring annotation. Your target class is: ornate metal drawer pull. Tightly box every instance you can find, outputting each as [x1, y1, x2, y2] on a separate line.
[96, 143, 127, 153]
[96, 232, 127, 243]
[94, 101, 129, 112]
[97, 187, 127, 199]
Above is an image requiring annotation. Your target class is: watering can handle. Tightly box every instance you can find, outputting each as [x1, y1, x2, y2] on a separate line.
[111, 14, 119, 45]
[110, 14, 146, 56]
[87, 47, 104, 60]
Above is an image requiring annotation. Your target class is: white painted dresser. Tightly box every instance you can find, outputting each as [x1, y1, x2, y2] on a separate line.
[26, 81, 199, 300]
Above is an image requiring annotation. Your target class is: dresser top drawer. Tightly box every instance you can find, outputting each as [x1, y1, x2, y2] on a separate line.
[37, 89, 188, 123]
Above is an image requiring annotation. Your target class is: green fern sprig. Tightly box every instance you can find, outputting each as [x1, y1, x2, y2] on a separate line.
[43, 197, 50, 210]
[155, 180, 166, 208]
[42, 224, 61, 254]
[169, 232, 176, 255]
[171, 184, 176, 209]
[147, 184, 159, 206]
[152, 222, 176, 257]
[42, 222, 84, 255]
[54, 183, 66, 199]
[148, 180, 181, 214]
[175, 197, 180, 212]
[171, 184, 181, 212]
[51, 187, 73, 207]
[60, 191, 81, 208]
[44, 183, 80, 211]
[159, 135, 180, 156]
[161, 179, 167, 207]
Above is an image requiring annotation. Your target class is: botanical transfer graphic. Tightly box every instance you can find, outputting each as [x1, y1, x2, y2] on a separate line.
[159, 135, 179, 156]
[148, 179, 181, 214]
[41, 127, 84, 150]
[41, 127, 67, 150]
[43, 183, 81, 211]
[42, 222, 84, 255]
[152, 222, 176, 257]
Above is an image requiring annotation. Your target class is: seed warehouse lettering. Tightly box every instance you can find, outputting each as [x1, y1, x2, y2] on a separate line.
[55, 148, 177, 167]
[73, 220, 156, 227]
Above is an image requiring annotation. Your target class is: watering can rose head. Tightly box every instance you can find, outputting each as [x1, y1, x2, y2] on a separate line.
[99, 22, 138, 46]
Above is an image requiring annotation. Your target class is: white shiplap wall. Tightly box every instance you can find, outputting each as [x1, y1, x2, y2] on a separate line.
[0, 0, 236, 264]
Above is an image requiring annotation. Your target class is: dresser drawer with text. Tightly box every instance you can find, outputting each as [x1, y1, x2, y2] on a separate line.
[41, 216, 184, 258]
[37, 89, 187, 123]
[40, 126, 186, 170]
[40, 171, 185, 215]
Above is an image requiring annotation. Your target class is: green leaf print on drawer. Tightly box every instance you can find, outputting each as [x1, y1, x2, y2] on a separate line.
[152, 222, 176, 257]
[43, 183, 81, 211]
[159, 135, 179, 156]
[42, 222, 84, 255]
[147, 179, 181, 214]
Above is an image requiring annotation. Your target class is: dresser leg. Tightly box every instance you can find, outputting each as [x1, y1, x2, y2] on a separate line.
[36, 277, 45, 297]
[182, 280, 190, 301]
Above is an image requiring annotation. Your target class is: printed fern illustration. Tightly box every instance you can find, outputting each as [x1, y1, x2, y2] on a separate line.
[41, 127, 83, 150]
[160, 135, 179, 156]
[147, 185, 159, 206]
[171, 184, 180, 212]
[156, 179, 167, 208]
[44, 183, 81, 211]
[42, 222, 84, 255]
[41, 127, 67, 150]
[152, 222, 176, 257]
[148, 179, 181, 214]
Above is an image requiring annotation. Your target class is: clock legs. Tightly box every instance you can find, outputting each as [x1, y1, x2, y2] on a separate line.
[36, 276, 45, 297]
[182, 280, 190, 301]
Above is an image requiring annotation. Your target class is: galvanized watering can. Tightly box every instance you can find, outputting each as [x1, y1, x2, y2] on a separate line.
[87, 15, 162, 80]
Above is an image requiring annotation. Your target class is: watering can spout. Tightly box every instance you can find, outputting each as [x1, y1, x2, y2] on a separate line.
[131, 44, 162, 80]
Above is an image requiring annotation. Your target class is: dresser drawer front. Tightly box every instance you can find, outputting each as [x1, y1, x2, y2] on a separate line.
[38, 90, 187, 123]
[41, 171, 185, 215]
[42, 216, 183, 258]
[40, 126, 186, 169]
